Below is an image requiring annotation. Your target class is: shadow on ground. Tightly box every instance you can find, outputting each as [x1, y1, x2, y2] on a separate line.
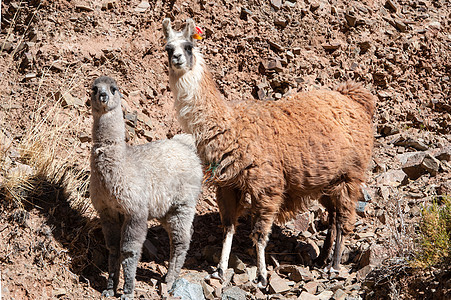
[2, 172, 310, 292]
[2, 172, 108, 293]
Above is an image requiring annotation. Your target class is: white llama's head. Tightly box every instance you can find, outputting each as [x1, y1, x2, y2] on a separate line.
[91, 76, 122, 114]
[162, 18, 197, 74]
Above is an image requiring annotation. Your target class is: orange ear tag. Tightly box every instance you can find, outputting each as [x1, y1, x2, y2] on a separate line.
[193, 26, 203, 40]
[192, 34, 202, 40]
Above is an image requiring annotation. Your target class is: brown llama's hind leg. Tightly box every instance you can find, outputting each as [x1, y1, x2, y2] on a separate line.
[323, 180, 360, 272]
[315, 195, 337, 267]
[330, 221, 344, 271]
[213, 186, 244, 280]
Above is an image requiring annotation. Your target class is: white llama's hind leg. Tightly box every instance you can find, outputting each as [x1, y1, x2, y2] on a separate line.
[162, 204, 195, 289]
[99, 210, 123, 297]
[120, 214, 148, 300]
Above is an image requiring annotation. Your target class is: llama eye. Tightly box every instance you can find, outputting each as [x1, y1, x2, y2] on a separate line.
[184, 44, 193, 52]
[110, 86, 117, 94]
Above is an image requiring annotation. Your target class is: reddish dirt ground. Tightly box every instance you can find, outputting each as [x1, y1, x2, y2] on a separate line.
[0, 0, 449, 299]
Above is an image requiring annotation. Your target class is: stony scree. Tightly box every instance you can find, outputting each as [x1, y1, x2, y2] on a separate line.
[0, 0, 449, 299]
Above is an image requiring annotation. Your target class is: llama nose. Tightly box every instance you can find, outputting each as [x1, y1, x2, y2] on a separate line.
[173, 53, 182, 60]
[99, 92, 109, 103]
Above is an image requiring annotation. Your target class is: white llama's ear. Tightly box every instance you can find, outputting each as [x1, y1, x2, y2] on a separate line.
[183, 18, 195, 42]
[162, 18, 175, 40]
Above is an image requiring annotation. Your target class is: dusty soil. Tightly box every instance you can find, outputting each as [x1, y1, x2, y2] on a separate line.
[0, 0, 450, 299]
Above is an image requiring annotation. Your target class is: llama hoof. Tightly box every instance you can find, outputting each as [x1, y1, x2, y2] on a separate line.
[256, 282, 266, 289]
[166, 281, 175, 291]
[120, 293, 133, 300]
[101, 289, 115, 297]
[253, 274, 267, 289]
[329, 266, 340, 273]
[323, 265, 339, 274]
[211, 269, 224, 282]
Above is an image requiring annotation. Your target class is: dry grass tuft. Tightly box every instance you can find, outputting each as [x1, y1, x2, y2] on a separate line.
[1, 107, 91, 213]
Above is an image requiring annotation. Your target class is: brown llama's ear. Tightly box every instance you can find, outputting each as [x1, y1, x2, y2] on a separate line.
[162, 18, 175, 40]
[183, 18, 195, 43]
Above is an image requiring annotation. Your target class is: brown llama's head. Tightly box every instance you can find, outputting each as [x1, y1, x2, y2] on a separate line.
[162, 18, 197, 73]
[91, 76, 122, 114]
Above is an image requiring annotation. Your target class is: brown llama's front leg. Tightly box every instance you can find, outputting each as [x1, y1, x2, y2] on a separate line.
[212, 186, 244, 281]
[251, 193, 281, 288]
[120, 214, 148, 300]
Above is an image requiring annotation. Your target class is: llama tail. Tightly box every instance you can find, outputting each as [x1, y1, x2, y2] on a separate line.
[336, 81, 375, 117]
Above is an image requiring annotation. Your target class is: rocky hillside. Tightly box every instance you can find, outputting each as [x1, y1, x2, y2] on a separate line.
[0, 0, 449, 299]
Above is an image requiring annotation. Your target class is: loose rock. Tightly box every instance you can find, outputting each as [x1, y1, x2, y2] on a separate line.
[375, 170, 408, 187]
[298, 291, 320, 300]
[221, 286, 247, 300]
[359, 244, 390, 268]
[134, 1, 150, 13]
[269, 272, 291, 294]
[170, 278, 205, 300]
[401, 152, 440, 179]
[201, 281, 215, 300]
[57, 92, 84, 108]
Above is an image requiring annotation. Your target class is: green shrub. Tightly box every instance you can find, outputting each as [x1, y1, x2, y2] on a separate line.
[415, 196, 451, 267]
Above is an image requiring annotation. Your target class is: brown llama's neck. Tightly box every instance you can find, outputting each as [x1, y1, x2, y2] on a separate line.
[169, 53, 233, 144]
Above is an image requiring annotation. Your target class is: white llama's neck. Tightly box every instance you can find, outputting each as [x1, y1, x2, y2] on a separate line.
[169, 51, 232, 140]
[92, 106, 126, 151]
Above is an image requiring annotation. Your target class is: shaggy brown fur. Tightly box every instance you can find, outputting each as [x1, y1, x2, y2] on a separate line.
[164, 18, 374, 286]
[197, 80, 374, 222]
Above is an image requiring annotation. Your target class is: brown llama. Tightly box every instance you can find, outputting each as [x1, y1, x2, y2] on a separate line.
[163, 18, 374, 287]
